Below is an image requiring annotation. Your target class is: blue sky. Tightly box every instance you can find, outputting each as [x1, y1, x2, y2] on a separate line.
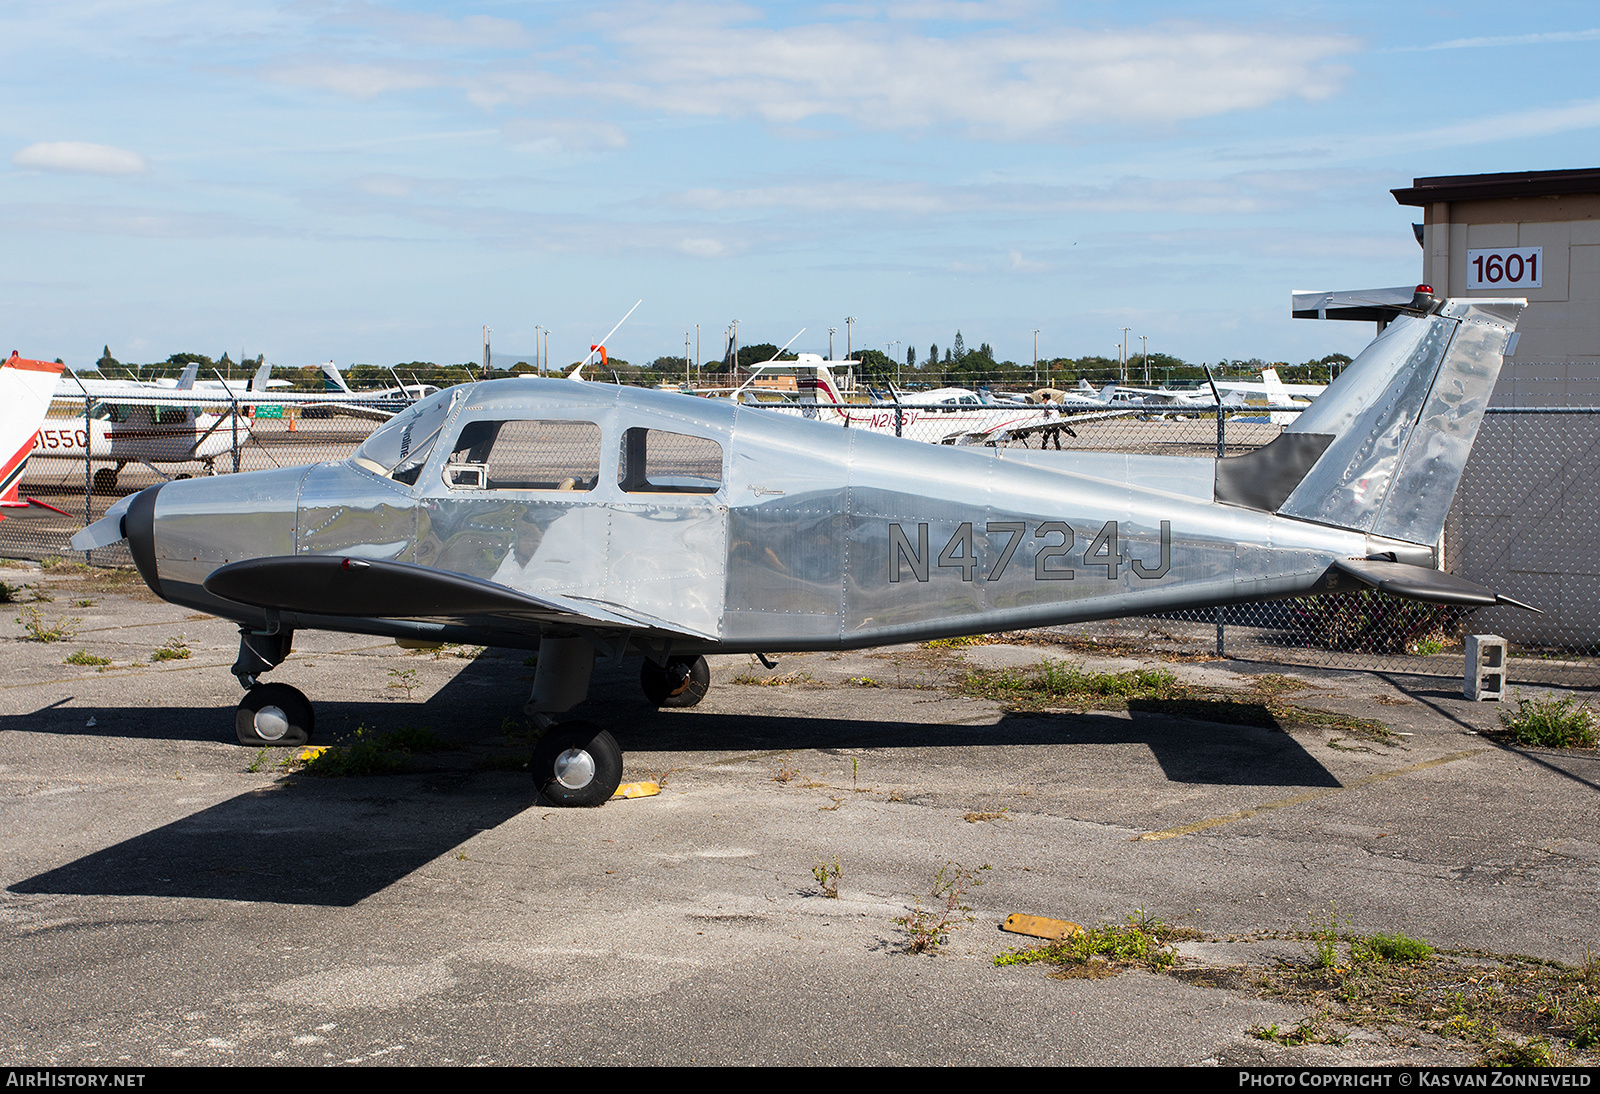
[4, 1, 1599, 372]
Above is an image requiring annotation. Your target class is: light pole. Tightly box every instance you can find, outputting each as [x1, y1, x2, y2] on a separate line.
[535, 325, 543, 374]
[1140, 335, 1148, 385]
[828, 327, 837, 360]
[845, 317, 856, 360]
[1120, 326, 1131, 384]
[1031, 329, 1040, 388]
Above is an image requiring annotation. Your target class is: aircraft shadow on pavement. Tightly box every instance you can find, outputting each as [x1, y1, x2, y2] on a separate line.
[618, 707, 1339, 789]
[9, 655, 1335, 907]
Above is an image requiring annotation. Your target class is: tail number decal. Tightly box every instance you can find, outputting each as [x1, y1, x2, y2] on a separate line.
[889, 520, 1171, 583]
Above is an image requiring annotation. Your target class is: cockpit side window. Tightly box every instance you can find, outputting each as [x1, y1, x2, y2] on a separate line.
[618, 428, 723, 494]
[443, 419, 601, 492]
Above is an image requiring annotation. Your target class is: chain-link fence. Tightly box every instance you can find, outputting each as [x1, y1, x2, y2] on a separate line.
[1, 393, 397, 568]
[7, 385, 1595, 690]
[749, 397, 1600, 690]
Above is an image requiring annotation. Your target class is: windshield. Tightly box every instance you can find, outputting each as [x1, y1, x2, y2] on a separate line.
[351, 388, 460, 484]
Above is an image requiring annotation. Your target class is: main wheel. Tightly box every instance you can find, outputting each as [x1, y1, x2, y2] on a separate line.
[91, 467, 119, 494]
[236, 683, 314, 747]
[640, 656, 710, 708]
[532, 721, 621, 807]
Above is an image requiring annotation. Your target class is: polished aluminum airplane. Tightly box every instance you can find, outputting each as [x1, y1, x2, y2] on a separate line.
[75, 290, 1533, 806]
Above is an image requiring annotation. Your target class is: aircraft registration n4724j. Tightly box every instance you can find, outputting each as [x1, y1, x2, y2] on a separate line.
[75, 292, 1536, 806]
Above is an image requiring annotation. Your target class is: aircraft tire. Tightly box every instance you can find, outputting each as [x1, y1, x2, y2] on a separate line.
[640, 655, 710, 708]
[533, 722, 621, 807]
[236, 683, 313, 747]
[91, 468, 118, 495]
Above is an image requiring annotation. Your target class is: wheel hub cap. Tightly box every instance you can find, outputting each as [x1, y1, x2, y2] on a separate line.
[553, 747, 596, 789]
[254, 705, 290, 742]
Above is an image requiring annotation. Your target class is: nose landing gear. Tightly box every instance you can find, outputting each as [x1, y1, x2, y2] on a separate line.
[236, 682, 314, 747]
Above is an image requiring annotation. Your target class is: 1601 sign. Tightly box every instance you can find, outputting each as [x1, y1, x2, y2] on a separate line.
[1466, 246, 1542, 289]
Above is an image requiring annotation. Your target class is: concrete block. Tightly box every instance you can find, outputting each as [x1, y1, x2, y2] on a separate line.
[1465, 634, 1507, 701]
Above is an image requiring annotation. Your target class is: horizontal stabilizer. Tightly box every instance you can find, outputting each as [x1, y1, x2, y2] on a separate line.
[201, 555, 718, 639]
[1326, 558, 1540, 612]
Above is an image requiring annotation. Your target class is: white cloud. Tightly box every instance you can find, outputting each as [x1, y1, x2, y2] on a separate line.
[265, 62, 442, 100]
[503, 118, 628, 155]
[593, 16, 1357, 136]
[1399, 27, 1600, 52]
[12, 141, 147, 175]
[668, 170, 1369, 217]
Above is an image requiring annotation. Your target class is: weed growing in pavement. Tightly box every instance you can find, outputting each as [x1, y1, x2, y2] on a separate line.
[0, 580, 18, 604]
[15, 605, 80, 642]
[895, 862, 990, 954]
[1499, 691, 1597, 749]
[63, 649, 111, 666]
[1249, 1016, 1346, 1047]
[150, 637, 191, 661]
[812, 857, 841, 898]
[386, 666, 420, 700]
[294, 725, 412, 777]
[731, 667, 814, 686]
[994, 910, 1188, 978]
[1353, 933, 1434, 965]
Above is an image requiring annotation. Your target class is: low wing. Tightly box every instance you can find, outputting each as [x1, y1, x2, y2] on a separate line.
[201, 555, 719, 640]
[944, 408, 1141, 446]
[1325, 558, 1539, 612]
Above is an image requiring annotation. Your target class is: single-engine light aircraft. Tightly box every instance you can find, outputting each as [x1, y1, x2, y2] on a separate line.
[1, 352, 72, 522]
[75, 291, 1535, 806]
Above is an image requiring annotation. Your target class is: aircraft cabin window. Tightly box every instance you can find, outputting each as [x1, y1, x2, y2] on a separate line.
[617, 428, 723, 494]
[444, 419, 601, 492]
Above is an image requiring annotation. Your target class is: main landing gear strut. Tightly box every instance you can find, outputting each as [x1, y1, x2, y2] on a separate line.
[224, 629, 713, 808]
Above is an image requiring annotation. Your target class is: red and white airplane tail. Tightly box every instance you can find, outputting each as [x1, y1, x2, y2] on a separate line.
[0, 352, 70, 521]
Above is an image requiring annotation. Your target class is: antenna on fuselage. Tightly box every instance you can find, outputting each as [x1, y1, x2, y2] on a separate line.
[566, 300, 643, 382]
[729, 328, 806, 400]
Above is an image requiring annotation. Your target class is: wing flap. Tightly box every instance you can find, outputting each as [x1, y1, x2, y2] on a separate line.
[202, 555, 718, 639]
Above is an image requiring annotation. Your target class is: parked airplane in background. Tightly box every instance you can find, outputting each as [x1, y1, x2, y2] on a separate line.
[747, 355, 1125, 445]
[75, 290, 1533, 808]
[319, 361, 438, 404]
[36, 383, 254, 493]
[1, 352, 71, 521]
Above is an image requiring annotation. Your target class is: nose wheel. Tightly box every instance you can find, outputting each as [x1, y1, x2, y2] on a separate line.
[236, 683, 314, 747]
[532, 721, 622, 807]
[640, 655, 710, 708]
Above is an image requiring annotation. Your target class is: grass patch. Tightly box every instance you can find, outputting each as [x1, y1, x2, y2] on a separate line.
[961, 661, 1187, 712]
[995, 911, 1191, 978]
[150, 637, 191, 662]
[731, 669, 814, 686]
[957, 660, 1398, 743]
[292, 724, 445, 777]
[997, 910, 1600, 1065]
[63, 649, 112, 667]
[922, 634, 999, 649]
[1499, 692, 1597, 749]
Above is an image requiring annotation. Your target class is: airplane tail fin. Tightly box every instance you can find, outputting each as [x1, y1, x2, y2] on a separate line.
[1215, 298, 1524, 549]
[1097, 383, 1116, 404]
[249, 361, 272, 392]
[174, 360, 199, 390]
[321, 361, 353, 393]
[0, 353, 65, 506]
